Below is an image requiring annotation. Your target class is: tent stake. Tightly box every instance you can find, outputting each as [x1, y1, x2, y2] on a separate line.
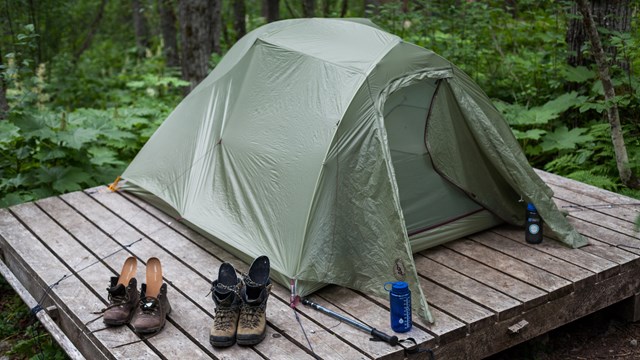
[301, 298, 399, 346]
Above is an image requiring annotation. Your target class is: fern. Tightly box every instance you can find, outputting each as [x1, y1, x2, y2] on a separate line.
[566, 170, 620, 192]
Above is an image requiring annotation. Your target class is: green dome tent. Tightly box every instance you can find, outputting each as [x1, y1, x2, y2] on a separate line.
[121, 18, 587, 322]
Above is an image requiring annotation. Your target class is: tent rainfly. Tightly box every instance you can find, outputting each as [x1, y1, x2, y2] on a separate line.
[121, 18, 587, 322]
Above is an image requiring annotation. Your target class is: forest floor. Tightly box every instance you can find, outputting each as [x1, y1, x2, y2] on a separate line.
[1, 272, 639, 359]
[489, 302, 640, 360]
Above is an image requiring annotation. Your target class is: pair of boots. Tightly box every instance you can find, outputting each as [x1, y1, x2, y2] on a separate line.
[100, 257, 171, 334]
[210, 255, 272, 347]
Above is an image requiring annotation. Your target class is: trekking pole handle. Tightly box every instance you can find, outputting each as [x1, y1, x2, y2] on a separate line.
[371, 328, 399, 346]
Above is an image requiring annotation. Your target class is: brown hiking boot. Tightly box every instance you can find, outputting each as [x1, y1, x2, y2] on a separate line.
[103, 277, 139, 326]
[102, 256, 139, 326]
[210, 262, 242, 348]
[131, 258, 171, 334]
[237, 255, 272, 346]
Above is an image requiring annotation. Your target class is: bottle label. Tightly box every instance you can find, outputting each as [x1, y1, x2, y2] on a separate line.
[528, 224, 540, 235]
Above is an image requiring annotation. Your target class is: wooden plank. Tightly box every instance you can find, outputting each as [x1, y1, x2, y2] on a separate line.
[415, 255, 522, 321]
[57, 191, 290, 360]
[537, 169, 640, 215]
[37, 195, 255, 360]
[493, 226, 620, 281]
[422, 246, 548, 309]
[556, 199, 640, 255]
[415, 306, 467, 345]
[83, 189, 366, 360]
[319, 286, 435, 351]
[118, 189, 437, 358]
[418, 278, 494, 333]
[616, 293, 640, 322]
[0, 258, 84, 360]
[13, 201, 211, 359]
[467, 231, 594, 290]
[444, 239, 573, 299]
[0, 207, 158, 360]
[547, 179, 638, 233]
[433, 263, 640, 359]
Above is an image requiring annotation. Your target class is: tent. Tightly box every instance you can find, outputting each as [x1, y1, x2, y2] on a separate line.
[121, 18, 587, 322]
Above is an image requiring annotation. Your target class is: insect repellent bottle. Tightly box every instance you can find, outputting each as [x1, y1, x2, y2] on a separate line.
[525, 203, 543, 244]
[384, 281, 412, 333]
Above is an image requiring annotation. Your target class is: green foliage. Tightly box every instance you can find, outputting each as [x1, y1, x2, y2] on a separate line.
[0, 275, 68, 359]
[1, 24, 184, 208]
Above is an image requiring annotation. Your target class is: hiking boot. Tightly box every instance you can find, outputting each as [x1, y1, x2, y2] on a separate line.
[131, 283, 172, 334]
[103, 277, 139, 326]
[101, 256, 139, 326]
[237, 255, 272, 346]
[131, 257, 171, 334]
[210, 262, 242, 348]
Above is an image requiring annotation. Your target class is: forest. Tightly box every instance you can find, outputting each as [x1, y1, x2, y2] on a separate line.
[0, 0, 639, 358]
[1, 0, 639, 208]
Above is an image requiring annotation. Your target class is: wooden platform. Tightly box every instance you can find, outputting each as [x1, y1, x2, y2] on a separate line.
[1, 170, 639, 360]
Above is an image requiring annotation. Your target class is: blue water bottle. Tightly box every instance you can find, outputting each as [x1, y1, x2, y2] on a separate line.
[384, 281, 412, 333]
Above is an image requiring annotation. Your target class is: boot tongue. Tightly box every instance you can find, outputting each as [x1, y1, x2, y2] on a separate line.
[108, 284, 126, 297]
[212, 282, 238, 304]
[243, 285, 266, 304]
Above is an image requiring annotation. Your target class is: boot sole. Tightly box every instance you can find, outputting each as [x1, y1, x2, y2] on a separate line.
[209, 335, 236, 348]
[236, 331, 267, 346]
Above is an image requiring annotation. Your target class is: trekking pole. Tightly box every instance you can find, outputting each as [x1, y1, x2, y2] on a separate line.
[301, 298, 399, 346]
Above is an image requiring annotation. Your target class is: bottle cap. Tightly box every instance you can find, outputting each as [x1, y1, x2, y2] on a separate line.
[391, 281, 409, 294]
[527, 203, 536, 211]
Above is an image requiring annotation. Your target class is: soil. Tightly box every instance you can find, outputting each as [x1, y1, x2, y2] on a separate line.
[489, 302, 640, 360]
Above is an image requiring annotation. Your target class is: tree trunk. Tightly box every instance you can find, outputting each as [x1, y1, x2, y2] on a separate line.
[576, 0, 639, 188]
[567, 0, 631, 69]
[233, 0, 246, 41]
[340, 0, 348, 17]
[263, 0, 280, 22]
[132, 0, 150, 57]
[211, 0, 222, 55]
[159, 0, 179, 67]
[179, 0, 215, 92]
[302, 0, 315, 17]
[0, 46, 8, 120]
[322, 0, 333, 17]
[74, 0, 108, 60]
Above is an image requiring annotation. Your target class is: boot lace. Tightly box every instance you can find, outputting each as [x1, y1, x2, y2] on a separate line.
[239, 303, 265, 329]
[139, 297, 160, 316]
[213, 307, 238, 331]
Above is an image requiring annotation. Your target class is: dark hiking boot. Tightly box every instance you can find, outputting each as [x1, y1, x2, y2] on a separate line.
[131, 257, 171, 334]
[210, 262, 242, 348]
[100, 256, 138, 326]
[131, 283, 172, 334]
[237, 255, 272, 346]
[103, 277, 140, 326]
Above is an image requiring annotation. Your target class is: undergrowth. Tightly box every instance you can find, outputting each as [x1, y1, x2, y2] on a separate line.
[0, 275, 68, 360]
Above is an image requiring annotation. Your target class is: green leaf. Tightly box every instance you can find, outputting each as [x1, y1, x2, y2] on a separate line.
[0, 121, 21, 139]
[0, 193, 33, 208]
[541, 92, 586, 114]
[58, 128, 100, 149]
[88, 146, 124, 166]
[561, 66, 594, 83]
[540, 126, 595, 153]
[33, 148, 67, 162]
[36, 166, 91, 193]
[512, 128, 546, 141]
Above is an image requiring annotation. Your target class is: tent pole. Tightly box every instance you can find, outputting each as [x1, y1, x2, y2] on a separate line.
[301, 298, 398, 346]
